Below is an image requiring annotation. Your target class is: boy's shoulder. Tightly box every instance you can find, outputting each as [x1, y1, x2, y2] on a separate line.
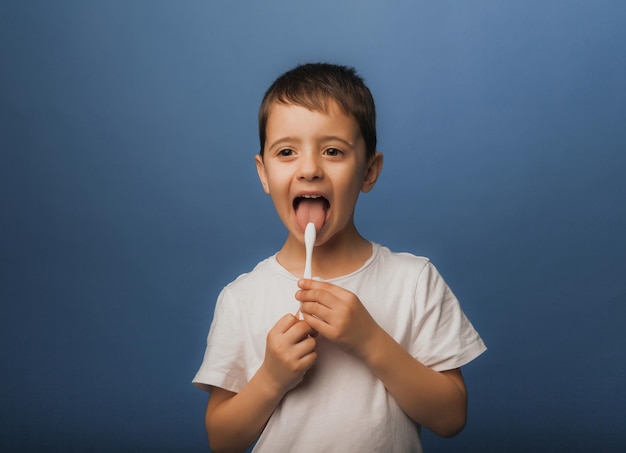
[376, 243, 432, 269]
[221, 253, 289, 294]
[371, 244, 446, 286]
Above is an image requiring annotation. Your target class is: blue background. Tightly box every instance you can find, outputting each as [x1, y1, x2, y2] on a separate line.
[2, 1, 625, 452]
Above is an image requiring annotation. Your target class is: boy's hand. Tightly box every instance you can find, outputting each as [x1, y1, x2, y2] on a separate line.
[261, 314, 317, 396]
[296, 279, 381, 359]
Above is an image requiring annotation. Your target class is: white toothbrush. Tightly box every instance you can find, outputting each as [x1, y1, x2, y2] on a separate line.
[303, 221, 316, 280]
[300, 222, 316, 319]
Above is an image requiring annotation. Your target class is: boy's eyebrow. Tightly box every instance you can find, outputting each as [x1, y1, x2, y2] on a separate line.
[267, 136, 301, 150]
[319, 135, 356, 149]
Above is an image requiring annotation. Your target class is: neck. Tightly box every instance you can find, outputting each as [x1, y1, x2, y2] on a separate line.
[277, 224, 372, 279]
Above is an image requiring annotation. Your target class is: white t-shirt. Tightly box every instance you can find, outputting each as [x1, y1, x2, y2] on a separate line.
[193, 243, 486, 452]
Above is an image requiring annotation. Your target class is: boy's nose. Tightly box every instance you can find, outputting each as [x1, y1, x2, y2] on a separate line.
[297, 152, 323, 180]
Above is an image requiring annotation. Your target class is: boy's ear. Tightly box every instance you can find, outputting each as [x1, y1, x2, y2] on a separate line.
[361, 151, 383, 193]
[255, 154, 271, 194]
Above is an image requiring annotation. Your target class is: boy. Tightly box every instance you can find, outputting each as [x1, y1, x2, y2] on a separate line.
[193, 63, 486, 452]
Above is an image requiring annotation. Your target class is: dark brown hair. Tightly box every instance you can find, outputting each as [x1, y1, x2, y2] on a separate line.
[258, 63, 377, 159]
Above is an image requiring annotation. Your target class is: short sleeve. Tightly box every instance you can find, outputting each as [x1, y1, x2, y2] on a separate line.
[410, 262, 486, 371]
[192, 287, 250, 393]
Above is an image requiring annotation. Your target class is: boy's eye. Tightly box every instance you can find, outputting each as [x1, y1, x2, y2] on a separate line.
[278, 148, 294, 157]
[324, 148, 342, 157]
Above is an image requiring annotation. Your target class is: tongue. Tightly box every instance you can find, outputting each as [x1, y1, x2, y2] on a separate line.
[296, 198, 326, 233]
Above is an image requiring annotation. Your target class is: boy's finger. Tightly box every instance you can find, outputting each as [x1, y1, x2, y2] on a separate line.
[297, 278, 346, 298]
[297, 278, 323, 289]
[282, 315, 314, 335]
[274, 313, 299, 333]
[300, 303, 319, 324]
[296, 288, 335, 310]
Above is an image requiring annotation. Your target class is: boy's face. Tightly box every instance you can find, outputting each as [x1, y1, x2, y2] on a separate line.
[256, 100, 382, 246]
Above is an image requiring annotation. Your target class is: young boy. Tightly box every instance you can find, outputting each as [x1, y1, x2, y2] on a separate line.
[193, 63, 486, 453]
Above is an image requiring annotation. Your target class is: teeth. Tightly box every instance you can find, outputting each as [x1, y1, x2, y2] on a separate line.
[301, 195, 321, 199]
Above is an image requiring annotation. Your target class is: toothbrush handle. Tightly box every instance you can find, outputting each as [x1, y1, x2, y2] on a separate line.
[304, 249, 313, 279]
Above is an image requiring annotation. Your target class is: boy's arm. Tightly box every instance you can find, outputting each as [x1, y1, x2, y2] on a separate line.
[204, 314, 317, 452]
[297, 279, 467, 437]
[359, 327, 468, 437]
[204, 374, 280, 453]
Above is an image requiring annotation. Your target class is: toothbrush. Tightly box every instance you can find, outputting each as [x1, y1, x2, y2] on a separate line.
[300, 222, 316, 319]
[303, 221, 316, 280]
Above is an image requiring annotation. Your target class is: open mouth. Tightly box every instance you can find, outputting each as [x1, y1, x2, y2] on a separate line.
[293, 194, 330, 211]
[293, 195, 330, 232]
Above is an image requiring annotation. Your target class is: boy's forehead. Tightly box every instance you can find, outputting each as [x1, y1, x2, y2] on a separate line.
[267, 98, 353, 124]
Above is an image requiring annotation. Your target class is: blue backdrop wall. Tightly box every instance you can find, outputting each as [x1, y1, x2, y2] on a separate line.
[2, 1, 625, 452]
